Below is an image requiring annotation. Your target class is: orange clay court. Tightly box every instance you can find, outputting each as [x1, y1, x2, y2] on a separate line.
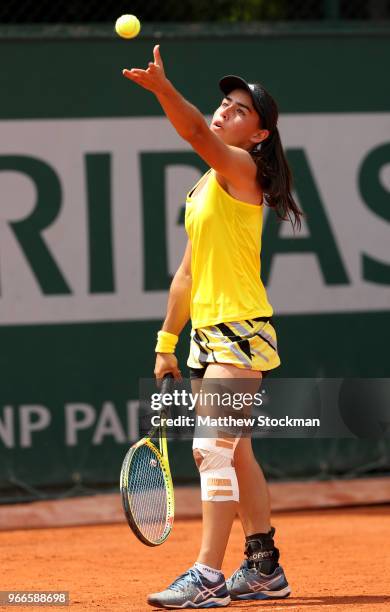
[2, 506, 390, 611]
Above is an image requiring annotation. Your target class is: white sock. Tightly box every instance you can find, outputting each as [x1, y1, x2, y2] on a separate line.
[194, 562, 223, 583]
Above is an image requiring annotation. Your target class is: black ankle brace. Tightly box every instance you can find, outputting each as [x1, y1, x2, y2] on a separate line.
[244, 526, 279, 574]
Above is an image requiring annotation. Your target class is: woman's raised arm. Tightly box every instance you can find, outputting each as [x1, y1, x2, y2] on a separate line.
[123, 45, 257, 189]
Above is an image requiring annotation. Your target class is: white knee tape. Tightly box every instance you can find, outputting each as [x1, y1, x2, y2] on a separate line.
[193, 437, 239, 502]
[192, 437, 240, 457]
[200, 466, 239, 502]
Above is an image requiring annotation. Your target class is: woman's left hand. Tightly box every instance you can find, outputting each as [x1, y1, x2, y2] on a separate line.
[122, 45, 169, 94]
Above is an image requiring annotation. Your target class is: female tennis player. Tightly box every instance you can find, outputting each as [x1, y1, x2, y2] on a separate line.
[124, 45, 301, 608]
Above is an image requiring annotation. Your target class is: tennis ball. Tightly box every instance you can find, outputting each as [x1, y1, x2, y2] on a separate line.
[115, 14, 141, 39]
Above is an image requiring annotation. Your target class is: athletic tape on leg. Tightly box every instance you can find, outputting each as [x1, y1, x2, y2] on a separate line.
[193, 437, 239, 502]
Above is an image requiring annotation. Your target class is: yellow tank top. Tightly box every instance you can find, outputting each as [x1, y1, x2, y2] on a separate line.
[185, 169, 273, 329]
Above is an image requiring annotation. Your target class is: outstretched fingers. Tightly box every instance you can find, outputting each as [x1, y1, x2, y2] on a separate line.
[123, 68, 146, 79]
[122, 45, 166, 91]
[153, 44, 164, 69]
[122, 68, 150, 88]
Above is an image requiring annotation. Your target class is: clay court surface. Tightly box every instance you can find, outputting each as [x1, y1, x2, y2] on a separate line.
[2, 505, 390, 611]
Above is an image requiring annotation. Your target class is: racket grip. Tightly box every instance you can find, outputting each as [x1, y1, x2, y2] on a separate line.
[161, 372, 174, 394]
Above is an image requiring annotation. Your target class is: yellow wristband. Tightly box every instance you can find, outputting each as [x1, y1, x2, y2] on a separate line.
[155, 330, 179, 354]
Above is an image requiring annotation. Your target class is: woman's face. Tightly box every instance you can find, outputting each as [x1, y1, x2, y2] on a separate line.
[210, 88, 268, 150]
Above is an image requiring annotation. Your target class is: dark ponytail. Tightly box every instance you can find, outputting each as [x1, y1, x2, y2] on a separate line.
[249, 85, 303, 231]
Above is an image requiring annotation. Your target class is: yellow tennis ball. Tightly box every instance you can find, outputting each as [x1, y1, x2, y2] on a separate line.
[115, 14, 141, 39]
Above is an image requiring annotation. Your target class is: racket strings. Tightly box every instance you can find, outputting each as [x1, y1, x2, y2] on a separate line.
[127, 444, 168, 543]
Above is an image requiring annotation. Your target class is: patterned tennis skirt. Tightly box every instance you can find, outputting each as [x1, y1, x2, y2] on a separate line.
[187, 316, 280, 379]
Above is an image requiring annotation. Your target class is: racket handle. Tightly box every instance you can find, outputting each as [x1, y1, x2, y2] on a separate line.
[161, 372, 174, 394]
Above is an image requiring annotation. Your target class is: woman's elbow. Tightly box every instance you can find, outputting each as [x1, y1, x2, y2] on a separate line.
[176, 268, 192, 285]
[182, 270, 192, 284]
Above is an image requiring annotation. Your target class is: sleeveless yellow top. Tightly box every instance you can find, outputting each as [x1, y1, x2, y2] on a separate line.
[185, 169, 273, 329]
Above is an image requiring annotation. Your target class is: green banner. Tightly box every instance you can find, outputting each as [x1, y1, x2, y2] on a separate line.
[0, 26, 389, 500]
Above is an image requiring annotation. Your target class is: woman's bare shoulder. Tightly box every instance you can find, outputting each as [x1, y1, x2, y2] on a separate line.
[214, 171, 263, 206]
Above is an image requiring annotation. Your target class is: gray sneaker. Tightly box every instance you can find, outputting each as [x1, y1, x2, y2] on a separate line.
[226, 561, 291, 600]
[147, 566, 231, 608]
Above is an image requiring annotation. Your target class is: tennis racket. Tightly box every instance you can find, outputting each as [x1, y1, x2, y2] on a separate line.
[120, 373, 175, 546]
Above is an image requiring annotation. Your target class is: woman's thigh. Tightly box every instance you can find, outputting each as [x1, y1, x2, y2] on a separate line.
[204, 363, 262, 381]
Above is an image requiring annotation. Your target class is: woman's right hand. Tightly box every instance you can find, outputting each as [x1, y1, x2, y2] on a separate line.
[123, 45, 170, 95]
[154, 352, 182, 382]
